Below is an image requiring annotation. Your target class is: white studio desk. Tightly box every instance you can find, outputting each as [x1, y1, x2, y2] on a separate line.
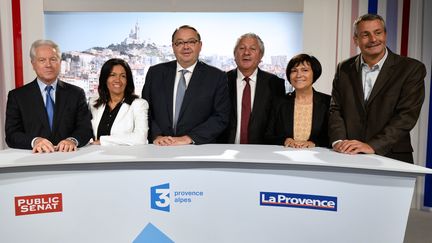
[0, 144, 431, 243]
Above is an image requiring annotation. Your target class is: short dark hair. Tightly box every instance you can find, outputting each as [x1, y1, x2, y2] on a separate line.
[353, 14, 386, 37]
[171, 25, 201, 42]
[94, 58, 138, 108]
[286, 54, 322, 83]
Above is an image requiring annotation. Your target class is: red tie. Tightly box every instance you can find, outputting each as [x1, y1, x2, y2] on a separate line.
[240, 77, 251, 144]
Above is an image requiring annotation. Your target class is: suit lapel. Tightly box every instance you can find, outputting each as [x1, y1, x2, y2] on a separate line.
[30, 80, 51, 131]
[350, 56, 366, 110]
[367, 50, 395, 104]
[286, 93, 295, 137]
[95, 104, 106, 125]
[92, 102, 106, 134]
[178, 61, 203, 121]
[53, 81, 68, 132]
[111, 102, 130, 131]
[165, 62, 177, 126]
[250, 69, 265, 124]
[227, 69, 238, 120]
[311, 91, 324, 136]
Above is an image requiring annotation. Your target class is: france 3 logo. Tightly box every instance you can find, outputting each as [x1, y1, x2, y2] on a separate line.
[151, 183, 170, 212]
[150, 183, 204, 212]
[260, 191, 338, 212]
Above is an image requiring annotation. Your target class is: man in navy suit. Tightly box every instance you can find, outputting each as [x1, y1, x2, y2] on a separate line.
[219, 33, 286, 144]
[5, 39, 92, 153]
[142, 25, 230, 145]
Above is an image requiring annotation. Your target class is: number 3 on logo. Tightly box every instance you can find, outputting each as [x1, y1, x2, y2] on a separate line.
[151, 183, 170, 212]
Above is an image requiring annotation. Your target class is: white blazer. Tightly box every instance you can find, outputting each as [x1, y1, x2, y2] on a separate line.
[89, 97, 149, 146]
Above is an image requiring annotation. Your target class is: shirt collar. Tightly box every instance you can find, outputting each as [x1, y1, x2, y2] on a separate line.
[360, 48, 388, 70]
[176, 61, 198, 73]
[37, 79, 58, 92]
[237, 68, 258, 82]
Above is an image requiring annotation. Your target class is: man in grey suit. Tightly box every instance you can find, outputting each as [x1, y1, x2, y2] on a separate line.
[5, 39, 92, 153]
[219, 33, 286, 144]
[329, 14, 426, 163]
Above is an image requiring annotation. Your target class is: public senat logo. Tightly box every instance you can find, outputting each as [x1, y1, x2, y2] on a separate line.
[260, 192, 337, 212]
[15, 193, 63, 216]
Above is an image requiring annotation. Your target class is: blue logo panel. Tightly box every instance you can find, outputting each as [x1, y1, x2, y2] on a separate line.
[151, 183, 170, 212]
[260, 192, 338, 211]
[133, 223, 174, 243]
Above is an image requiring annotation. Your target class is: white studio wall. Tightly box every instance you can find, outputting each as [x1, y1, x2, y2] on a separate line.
[303, 0, 339, 95]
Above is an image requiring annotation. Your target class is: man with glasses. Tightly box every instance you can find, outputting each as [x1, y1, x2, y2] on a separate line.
[5, 39, 92, 153]
[142, 25, 230, 145]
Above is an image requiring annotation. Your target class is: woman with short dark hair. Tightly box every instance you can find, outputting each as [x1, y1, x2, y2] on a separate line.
[265, 54, 330, 148]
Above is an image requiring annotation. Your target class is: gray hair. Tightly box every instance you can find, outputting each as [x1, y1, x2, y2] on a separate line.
[353, 14, 386, 37]
[29, 39, 61, 61]
[234, 33, 265, 56]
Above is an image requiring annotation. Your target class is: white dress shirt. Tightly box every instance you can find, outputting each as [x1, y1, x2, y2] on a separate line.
[361, 49, 388, 100]
[234, 69, 258, 144]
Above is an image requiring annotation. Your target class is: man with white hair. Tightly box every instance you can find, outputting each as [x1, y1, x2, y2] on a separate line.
[220, 33, 286, 144]
[5, 39, 92, 153]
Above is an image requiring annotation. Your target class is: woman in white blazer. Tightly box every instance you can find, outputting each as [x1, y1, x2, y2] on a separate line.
[89, 58, 148, 146]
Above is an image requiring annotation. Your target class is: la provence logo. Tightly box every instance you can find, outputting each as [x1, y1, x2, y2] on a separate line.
[260, 192, 337, 211]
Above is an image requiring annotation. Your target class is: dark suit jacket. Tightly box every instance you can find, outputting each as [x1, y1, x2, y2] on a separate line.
[5, 79, 93, 149]
[329, 49, 426, 162]
[219, 68, 286, 144]
[142, 60, 230, 144]
[265, 90, 331, 147]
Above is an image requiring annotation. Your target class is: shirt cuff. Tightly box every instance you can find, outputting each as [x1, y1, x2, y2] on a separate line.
[31, 137, 39, 148]
[66, 137, 79, 147]
[332, 140, 342, 148]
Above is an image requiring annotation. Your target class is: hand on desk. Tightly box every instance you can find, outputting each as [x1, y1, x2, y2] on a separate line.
[284, 138, 315, 148]
[57, 139, 77, 152]
[32, 138, 55, 153]
[333, 140, 375, 155]
[33, 138, 77, 153]
[154, 135, 193, 146]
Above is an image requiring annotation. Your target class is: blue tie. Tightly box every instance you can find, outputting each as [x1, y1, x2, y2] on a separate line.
[45, 85, 55, 130]
[174, 69, 188, 132]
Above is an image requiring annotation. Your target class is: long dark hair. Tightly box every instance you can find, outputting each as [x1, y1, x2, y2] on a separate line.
[94, 58, 138, 108]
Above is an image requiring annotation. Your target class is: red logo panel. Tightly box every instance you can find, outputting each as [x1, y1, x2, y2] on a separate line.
[15, 193, 63, 216]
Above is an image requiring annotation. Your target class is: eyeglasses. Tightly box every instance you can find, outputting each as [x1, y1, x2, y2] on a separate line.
[173, 39, 200, 47]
